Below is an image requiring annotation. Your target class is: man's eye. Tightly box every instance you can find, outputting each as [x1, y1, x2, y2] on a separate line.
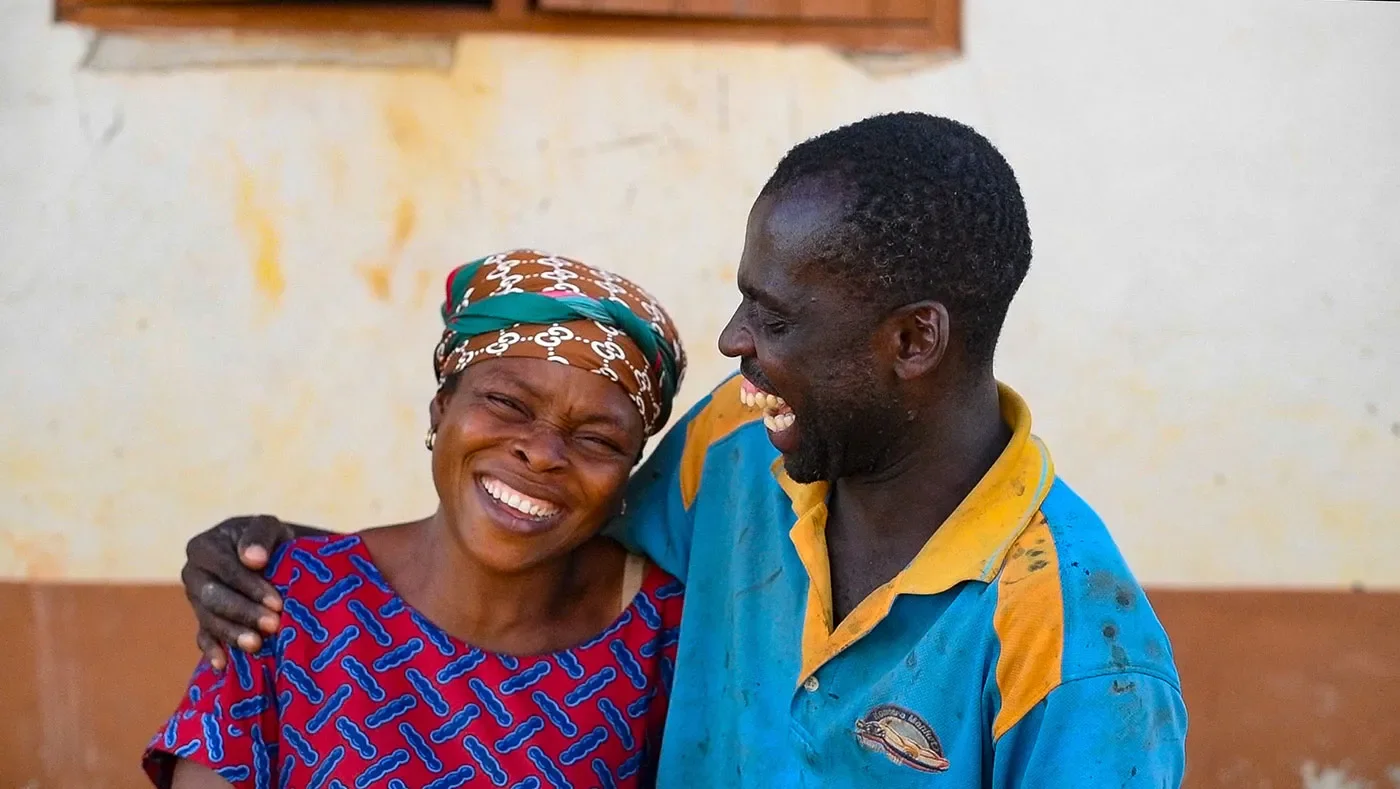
[752, 303, 789, 334]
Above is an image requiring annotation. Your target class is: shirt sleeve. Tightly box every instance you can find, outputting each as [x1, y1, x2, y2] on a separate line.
[991, 671, 1187, 788]
[142, 648, 280, 789]
[605, 378, 735, 582]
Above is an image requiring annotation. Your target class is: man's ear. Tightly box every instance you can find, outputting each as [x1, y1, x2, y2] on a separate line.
[883, 300, 950, 380]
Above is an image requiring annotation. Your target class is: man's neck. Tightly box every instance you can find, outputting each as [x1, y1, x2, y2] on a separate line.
[825, 376, 1010, 619]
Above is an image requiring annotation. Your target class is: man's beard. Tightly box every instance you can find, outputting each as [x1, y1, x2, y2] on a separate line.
[782, 385, 908, 484]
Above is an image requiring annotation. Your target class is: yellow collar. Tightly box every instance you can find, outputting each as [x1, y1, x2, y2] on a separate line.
[777, 383, 1055, 681]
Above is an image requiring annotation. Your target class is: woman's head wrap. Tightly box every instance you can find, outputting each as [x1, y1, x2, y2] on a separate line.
[433, 250, 686, 435]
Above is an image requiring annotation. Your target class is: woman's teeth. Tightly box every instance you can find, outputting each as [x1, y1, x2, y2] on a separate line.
[740, 380, 796, 434]
[481, 476, 559, 519]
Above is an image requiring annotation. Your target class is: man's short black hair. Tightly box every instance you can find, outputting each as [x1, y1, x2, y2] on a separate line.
[760, 112, 1033, 367]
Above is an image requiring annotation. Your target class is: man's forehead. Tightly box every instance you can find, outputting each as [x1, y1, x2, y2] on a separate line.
[741, 186, 846, 289]
[748, 185, 845, 249]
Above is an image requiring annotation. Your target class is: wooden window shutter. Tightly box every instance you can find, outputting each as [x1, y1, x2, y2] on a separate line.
[538, 0, 929, 23]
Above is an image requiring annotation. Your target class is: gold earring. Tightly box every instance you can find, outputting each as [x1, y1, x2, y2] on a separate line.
[424, 429, 437, 451]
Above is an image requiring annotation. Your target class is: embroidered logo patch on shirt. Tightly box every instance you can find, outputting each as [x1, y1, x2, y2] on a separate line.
[854, 704, 950, 773]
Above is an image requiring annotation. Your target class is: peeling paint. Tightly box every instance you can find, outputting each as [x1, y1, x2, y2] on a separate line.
[1300, 761, 1400, 789]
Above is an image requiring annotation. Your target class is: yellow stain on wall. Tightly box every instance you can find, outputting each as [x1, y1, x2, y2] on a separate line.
[326, 146, 349, 203]
[385, 102, 428, 154]
[232, 155, 285, 307]
[0, 530, 68, 578]
[0, 451, 73, 579]
[373, 43, 503, 194]
[360, 265, 394, 302]
[358, 196, 419, 301]
[393, 195, 418, 245]
[411, 269, 435, 309]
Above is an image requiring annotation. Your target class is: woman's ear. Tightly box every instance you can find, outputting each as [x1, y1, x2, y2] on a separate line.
[428, 393, 445, 432]
[429, 375, 459, 432]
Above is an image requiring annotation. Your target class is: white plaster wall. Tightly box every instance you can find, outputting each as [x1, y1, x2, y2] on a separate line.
[2, 0, 1397, 584]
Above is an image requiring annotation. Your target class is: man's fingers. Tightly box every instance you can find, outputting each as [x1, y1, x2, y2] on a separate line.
[220, 558, 284, 617]
[193, 601, 265, 655]
[236, 515, 292, 569]
[184, 565, 280, 634]
[235, 516, 294, 610]
[196, 630, 226, 670]
[182, 525, 283, 619]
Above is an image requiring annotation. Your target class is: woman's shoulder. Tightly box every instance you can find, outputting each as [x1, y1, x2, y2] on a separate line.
[631, 558, 684, 629]
[263, 533, 378, 594]
[638, 559, 683, 599]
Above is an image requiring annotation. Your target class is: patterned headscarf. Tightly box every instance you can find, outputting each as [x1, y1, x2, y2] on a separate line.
[433, 250, 687, 436]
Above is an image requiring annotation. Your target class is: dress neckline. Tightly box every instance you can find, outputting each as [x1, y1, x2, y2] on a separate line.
[327, 534, 656, 660]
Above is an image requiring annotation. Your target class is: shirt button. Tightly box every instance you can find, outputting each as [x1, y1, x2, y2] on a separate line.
[802, 676, 820, 692]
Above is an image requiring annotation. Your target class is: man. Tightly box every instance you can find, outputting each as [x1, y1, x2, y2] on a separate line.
[179, 113, 1187, 786]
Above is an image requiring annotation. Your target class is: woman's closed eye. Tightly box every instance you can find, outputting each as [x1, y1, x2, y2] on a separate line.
[486, 393, 530, 418]
[577, 433, 626, 455]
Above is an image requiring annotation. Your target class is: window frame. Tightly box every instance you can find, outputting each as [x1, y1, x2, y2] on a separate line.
[56, 0, 960, 52]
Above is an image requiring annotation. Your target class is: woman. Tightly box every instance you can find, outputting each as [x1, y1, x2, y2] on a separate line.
[144, 250, 688, 789]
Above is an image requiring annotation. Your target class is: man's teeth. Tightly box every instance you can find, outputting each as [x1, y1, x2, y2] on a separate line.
[740, 388, 786, 412]
[482, 476, 559, 519]
[764, 412, 796, 433]
[741, 383, 796, 433]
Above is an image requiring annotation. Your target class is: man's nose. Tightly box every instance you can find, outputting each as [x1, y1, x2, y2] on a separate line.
[717, 310, 753, 359]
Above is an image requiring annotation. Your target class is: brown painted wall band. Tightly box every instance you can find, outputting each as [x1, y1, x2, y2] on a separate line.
[2, 583, 1396, 787]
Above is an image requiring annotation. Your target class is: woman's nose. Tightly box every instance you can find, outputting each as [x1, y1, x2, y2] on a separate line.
[512, 427, 568, 472]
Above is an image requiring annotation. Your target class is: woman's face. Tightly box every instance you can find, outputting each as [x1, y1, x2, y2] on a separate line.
[430, 357, 645, 573]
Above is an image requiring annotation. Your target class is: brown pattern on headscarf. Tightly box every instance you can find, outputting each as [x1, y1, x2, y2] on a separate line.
[433, 250, 686, 435]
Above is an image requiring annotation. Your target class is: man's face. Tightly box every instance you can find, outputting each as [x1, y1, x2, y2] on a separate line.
[718, 186, 907, 484]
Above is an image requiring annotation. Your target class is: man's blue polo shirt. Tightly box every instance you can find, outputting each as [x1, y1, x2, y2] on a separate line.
[608, 374, 1188, 787]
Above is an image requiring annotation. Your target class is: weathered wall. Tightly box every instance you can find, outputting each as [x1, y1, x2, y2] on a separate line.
[3, 1, 1398, 586]
[4, 0, 1400, 785]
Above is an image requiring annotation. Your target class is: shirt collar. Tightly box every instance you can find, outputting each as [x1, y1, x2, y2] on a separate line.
[775, 382, 1054, 597]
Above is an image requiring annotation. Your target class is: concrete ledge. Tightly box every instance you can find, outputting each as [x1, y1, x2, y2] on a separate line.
[81, 29, 456, 72]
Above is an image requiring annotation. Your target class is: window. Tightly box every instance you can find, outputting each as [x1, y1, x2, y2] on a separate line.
[57, 0, 959, 52]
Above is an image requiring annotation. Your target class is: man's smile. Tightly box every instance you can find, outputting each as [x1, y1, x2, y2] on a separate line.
[739, 376, 796, 434]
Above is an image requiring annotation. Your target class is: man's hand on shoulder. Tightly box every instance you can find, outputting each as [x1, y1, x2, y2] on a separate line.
[180, 515, 329, 668]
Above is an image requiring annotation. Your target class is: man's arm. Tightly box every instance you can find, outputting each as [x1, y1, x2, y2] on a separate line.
[991, 671, 1187, 787]
[180, 515, 330, 668]
[181, 374, 747, 659]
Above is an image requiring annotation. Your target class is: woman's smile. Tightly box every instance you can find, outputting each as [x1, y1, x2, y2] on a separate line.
[475, 473, 567, 535]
